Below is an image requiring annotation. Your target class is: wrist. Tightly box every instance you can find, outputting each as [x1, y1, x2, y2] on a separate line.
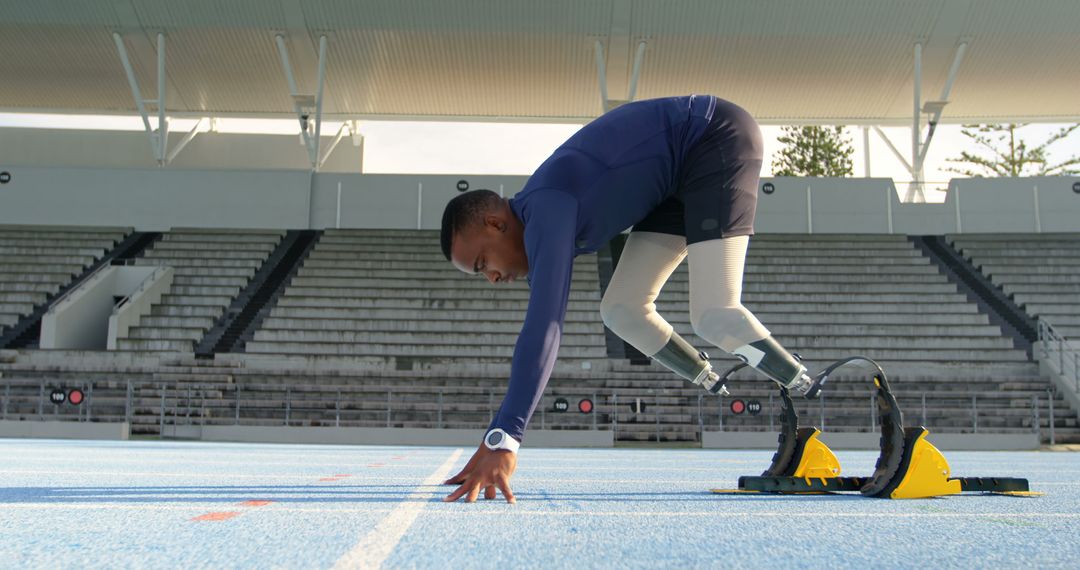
[484, 428, 521, 454]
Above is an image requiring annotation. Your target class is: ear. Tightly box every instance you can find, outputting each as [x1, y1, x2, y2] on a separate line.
[483, 212, 506, 232]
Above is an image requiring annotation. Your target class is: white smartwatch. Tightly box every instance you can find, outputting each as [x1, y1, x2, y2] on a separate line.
[484, 428, 521, 453]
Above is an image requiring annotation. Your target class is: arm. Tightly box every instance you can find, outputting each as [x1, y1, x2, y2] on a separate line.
[489, 190, 579, 442]
[443, 190, 578, 502]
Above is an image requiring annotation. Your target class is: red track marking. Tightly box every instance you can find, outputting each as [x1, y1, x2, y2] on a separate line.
[334, 474, 352, 478]
[319, 477, 339, 481]
[191, 511, 241, 522]
[238, 500, 273, 507]
[368, 463, 384, 468]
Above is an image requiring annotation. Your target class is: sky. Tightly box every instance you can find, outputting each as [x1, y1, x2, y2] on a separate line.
[2, 112, 1078, 203]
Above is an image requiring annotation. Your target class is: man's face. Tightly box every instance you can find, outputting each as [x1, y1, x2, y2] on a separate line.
[449, 213, 529, 285]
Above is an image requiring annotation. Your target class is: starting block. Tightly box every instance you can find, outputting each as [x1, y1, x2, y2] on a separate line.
[712, 357, 1039, 499]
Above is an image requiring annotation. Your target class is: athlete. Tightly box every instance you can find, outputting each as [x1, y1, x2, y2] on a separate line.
[439, 95, 822, 504]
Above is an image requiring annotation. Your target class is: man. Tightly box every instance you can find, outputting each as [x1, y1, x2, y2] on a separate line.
[439, 95, 823, 504]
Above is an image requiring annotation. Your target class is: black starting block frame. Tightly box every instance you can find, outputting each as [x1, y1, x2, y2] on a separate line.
[712, 357, 1037, 499]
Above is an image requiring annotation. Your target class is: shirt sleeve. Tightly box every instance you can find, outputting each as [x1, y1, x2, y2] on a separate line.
[488, 190, 578, 443]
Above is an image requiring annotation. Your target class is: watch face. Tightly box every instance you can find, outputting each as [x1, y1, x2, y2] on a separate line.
[487, 431, 503, 446]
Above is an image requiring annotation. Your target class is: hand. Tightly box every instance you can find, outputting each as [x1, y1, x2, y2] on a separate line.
[442, 443, 517, 503]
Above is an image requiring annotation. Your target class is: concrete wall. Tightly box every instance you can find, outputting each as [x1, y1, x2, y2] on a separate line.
[310, 174, 528, 229]
[0, 420, 129, 440]
[0, 164, 1076, 234]
[0, 166, 311, 230]
[41, 266, 167, 350]
[0, 128, 362, 172]
[107, 266, 173, 350]
[950, 177, 1080, 234]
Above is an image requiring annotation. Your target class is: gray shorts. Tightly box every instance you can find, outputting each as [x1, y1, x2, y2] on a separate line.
[632, 98, 762, 244]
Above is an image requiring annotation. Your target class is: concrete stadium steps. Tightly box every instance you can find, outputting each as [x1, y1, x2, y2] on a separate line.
[248, 228, 609, 360]
[948, 233, 1080, 336]
[644, 234, 1028, 367]
[0, 225, 128, 334]
[113, 229, 286, 353]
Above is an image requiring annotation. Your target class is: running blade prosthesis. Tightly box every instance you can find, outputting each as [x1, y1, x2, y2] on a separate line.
[711, 357, 1040, 499]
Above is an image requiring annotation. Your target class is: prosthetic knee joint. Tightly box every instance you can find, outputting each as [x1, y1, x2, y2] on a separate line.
[650, 332, 729, 395]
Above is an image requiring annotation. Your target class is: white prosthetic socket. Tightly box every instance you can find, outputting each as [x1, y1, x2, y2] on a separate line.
[600, 232, 726, 393]
[688, 236, 814, 394]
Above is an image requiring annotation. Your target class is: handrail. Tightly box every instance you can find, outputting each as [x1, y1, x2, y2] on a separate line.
[45, 263, 112, 312]
[1038, 318, 1079, 393]
[113, 265, 169, 312]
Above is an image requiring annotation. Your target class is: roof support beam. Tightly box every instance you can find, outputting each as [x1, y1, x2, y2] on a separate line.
[873, 126, 914, 173]
[908, 41, 923, 202]
[904, 40, 968, 202]
[276, 34, 329, 170]
[918, 42, 968, 167]
[626, 41, 647, 102]
[317, 121, 353, 170]
[594, 39, 609, 114]
[113, 31, 168, 166]
[595, 38, 646, 113]
[165, 117, 206, 165]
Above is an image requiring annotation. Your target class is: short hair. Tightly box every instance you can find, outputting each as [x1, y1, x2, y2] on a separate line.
[440, 189, 502, 261]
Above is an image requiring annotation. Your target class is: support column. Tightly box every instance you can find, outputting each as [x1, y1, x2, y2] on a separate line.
[113, 31, 169, 166]
[276, 33, 329, 170]
[862, 126, 871, 177]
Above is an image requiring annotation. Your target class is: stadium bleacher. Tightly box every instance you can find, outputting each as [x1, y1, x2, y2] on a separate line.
[948, 233, 1080, 340]
[245, 229, 608, 362]
[0, 225, 129, 334]
[2, 227, 1076, 443]
[115, 229, 286, 352]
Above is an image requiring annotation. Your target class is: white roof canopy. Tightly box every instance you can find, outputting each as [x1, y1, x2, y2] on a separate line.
[3, 0, 1079, 124]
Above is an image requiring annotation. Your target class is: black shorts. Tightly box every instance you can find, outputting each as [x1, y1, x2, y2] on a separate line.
[632, 98, 762, 244]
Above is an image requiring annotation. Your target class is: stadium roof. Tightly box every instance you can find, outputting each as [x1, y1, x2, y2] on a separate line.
[3, 0, 1080, 125]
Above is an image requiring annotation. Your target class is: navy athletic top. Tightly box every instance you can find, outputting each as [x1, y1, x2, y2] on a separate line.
[488, 94, 717, 443]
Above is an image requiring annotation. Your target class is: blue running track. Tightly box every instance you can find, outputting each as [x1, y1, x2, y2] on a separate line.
[0, 438, 1077, 568]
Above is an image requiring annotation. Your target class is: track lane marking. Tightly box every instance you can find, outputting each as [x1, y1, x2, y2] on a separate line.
[331, 448, 463, 570]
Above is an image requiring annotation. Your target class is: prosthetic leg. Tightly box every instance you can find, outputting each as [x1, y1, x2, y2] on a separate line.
[688, 237, 822, 397]
[731, 336, 820, 398]
[649, 331, 729, 395]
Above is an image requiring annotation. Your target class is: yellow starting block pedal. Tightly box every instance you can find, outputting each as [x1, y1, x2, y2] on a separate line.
[791, 428, 841, 482]
[711, 358, 1038, 499]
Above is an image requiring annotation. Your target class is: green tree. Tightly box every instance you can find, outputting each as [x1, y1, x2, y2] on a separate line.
[945, 124, 1080, 177]
[771, 126, 854, 177]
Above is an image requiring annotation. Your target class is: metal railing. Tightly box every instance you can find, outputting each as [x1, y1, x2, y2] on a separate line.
[1039, 318, 1079, 394]
[699, 388, 1055, 442]
[0, 378, 1064, 444]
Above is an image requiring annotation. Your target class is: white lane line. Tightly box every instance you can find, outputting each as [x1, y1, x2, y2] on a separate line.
[331, 448, 463, 570]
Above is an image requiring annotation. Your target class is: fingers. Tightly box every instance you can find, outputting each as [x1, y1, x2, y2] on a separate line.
[484, 485, 496, 500]
[444, 445, 486, 485]
[466, 483, 481, 503]
[443, 471, 468, 485]
[443, 480, 475, 503]
[496, 477, 516, 504]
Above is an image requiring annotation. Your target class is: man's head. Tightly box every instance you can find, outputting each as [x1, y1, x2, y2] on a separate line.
[440, 189, 529, 284]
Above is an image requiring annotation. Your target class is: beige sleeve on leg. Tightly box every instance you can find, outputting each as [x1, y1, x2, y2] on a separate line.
[687, 235, 771, 353]
[599, 231, 687, 356]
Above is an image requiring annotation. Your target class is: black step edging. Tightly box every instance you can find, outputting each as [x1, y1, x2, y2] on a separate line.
[910, 235, 1037, 359]
[1, 231, 162, 349]
[196, 230, 320, 356]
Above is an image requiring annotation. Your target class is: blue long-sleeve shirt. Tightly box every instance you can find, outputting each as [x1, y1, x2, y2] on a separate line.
[488, 94, 718, 442]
